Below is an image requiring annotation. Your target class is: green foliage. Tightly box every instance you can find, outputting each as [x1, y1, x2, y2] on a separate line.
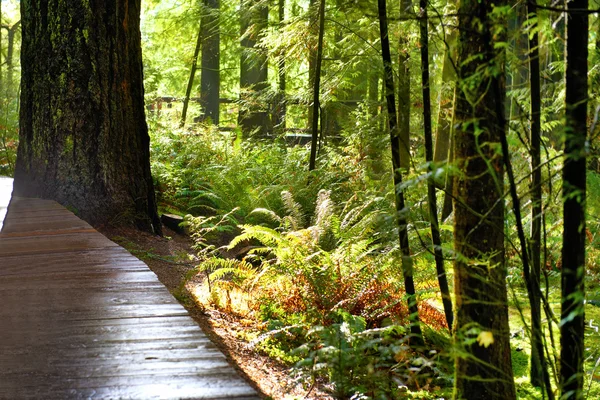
[0, 1, 21, 176]
[293, 311, 452, 399]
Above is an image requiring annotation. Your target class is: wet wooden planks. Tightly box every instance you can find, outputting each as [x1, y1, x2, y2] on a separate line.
[0, 191, 259, 399]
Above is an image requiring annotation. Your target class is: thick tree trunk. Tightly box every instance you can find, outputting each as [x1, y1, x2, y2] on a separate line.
[15, 0, 161, 234]
[452, 1, 516, 398]
[378, 0, 423, 347]
[239, 0, 269, 136]
[200, 0, 220, 125]
[561, 1, 588, 399]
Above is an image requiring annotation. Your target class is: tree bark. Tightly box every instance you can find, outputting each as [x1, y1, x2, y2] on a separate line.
[200, 0, 220, 125]
[452, 1, 516, 398]
[561, 1, 588, 399]
[378, 0, 423, 347]
[15, 0, 161, 235]
[239, 0, 269, 136]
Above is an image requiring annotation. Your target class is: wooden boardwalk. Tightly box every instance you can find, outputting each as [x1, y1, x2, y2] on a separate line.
[0, 178, 259, 399]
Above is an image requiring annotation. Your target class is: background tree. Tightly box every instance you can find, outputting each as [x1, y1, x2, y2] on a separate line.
[527, 0, 548, 391]
[418, 0, 452, 330]
[14, 0, 161, 234]
[452, 1, 516, 398]
[308, 0, 325, 171]
[378, 0, 423, 346]
[397, 0, 412, 171]
[239, 0, 269, 136]
[180, 18, 202, 128]
[200, 0, 220, 124]
[561, 1, 588, 398]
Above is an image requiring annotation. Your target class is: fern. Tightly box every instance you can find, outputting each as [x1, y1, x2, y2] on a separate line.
[281, 190, 305, 229]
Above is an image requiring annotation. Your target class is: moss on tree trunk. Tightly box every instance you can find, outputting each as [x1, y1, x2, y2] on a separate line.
[452, 1, 516, 398]
[15, 0, 161, 234]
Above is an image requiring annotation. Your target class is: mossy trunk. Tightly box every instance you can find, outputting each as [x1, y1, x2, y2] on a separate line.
[14, 0, 161, 234]
[452, 0, 515, 398]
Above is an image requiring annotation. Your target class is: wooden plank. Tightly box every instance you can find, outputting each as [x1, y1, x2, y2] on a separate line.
[0, 193, 259, 399]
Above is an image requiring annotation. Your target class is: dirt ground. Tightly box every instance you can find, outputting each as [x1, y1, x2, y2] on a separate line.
[98, 225, 330, 400]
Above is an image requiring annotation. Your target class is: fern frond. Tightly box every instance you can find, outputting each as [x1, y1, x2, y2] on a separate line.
[250, 208, 282, 224]
[228, 224, 283, 249]
[281, 190, 305, 228]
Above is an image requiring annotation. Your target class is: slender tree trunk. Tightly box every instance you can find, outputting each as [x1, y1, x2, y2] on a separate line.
[180, 20, 202, 128]
[274, 0, 286, 132]
[527, 0, 550, 393]
[434, 29, 457, 221]
[452, 1, 516, 398]
[418, 0, 453, 331]
[378, 0, 423, 347]
[561, 1, 588, 398]
[307, 0, 317, 132]
[397, 0, 411, 171]
[15, 0, 161, 234]
[308, 0, 325, 171]
[500, 5, 552, 399]
[589, 0, 600, 172]
[507, 3, 529, 122]
[6, 22, 20, 93]
[441, 89, 456, 221]
[200, 0, 220, 125]
[433, 29, 456, 164]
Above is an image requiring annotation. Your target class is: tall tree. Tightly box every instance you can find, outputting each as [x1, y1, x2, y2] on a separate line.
[200, 0, 220, 124]
[561, 1, 588, 398]
[239, 0, 269, 136]
[397, 0, 412, 171]
[378, 0, 423, 346]
[14, 0, 161, 234]
[432, 29, 457, 221]
[180, 19, 202, 128]
[452, 1, 516, 398]
[273, 0, 286, 132]
[308, 0, 325, 171]
[418, 0, 453, 330]
[527, 0, 549, 392]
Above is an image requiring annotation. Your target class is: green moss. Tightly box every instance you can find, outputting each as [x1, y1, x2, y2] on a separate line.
[63, 135, 73, 155]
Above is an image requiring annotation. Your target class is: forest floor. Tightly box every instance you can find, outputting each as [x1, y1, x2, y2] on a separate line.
[99, 225, 331, 400]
